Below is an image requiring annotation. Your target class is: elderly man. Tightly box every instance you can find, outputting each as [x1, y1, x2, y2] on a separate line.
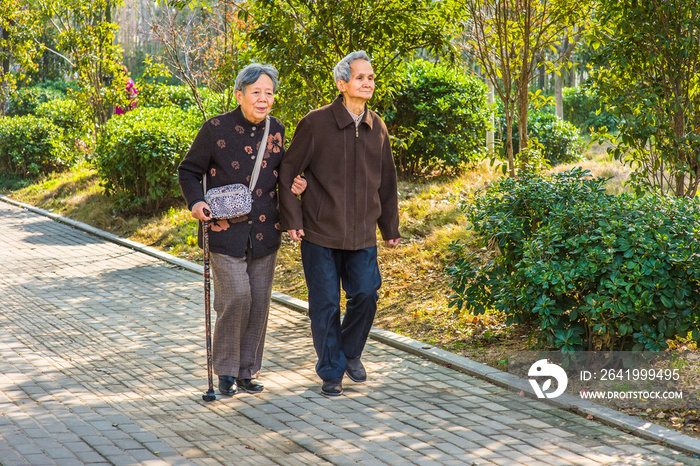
[279, 51, 401, 396]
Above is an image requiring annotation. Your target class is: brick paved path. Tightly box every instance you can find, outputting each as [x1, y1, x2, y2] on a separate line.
[1, 200, 699, 465]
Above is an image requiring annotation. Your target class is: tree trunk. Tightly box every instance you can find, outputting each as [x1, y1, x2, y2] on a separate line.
[486, 79, 495, 153]
[517, 82, 529, 166]
[504, 99, 516, 177]
[1, 26, 9, 117]
[506, 119, 515, 177]
[555, 70, 564, 120]
[518, 0, 531, 168]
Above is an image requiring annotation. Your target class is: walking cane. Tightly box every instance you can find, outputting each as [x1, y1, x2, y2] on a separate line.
[202, 213, 216, 402]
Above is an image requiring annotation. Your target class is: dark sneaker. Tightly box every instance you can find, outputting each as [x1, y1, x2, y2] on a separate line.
[345, 357, 367, 383]
[218, 375, 237, 395]
[237, 378, 264, 394]
[321, 377, 343, 396]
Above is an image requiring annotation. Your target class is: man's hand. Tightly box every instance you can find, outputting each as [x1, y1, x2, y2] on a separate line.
[191, 201, 212, 221]
[287, 229, 305, 241]
[384, 238, 400, 248]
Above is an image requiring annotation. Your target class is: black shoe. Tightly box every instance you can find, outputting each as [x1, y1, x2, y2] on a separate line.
[237, 378, 264, 394]
[321, 377, 343, 396]
[218, 376, 237, 395]
[345, 357, 367, 383]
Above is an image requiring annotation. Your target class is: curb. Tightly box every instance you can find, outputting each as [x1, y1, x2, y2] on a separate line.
[3, 194, 700, 457]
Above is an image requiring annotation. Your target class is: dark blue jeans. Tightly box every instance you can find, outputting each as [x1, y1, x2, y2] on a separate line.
[301, 241, 382, 381]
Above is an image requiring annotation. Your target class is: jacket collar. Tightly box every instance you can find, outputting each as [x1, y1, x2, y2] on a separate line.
[331, 95, 373, 131]
[231, 106, 266, 130]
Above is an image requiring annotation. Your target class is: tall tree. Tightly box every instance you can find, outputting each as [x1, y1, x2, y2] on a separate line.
[242, 0, 463, 126]
[589, 0, 700, 197]
[36, 0, 125, 129]
[0, 0, 44, 115]
[147, 0, 246, 121]
[463, 0, 591, 176]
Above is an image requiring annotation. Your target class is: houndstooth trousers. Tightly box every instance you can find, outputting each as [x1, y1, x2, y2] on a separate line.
[210, 248, 277, 379]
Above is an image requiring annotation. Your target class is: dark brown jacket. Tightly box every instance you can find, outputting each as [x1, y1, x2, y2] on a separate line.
[279, 95, 400, 250]
[178, 107, 285, 258]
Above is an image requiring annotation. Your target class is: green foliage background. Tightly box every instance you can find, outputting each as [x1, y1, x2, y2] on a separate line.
[377, 60, 490, 177]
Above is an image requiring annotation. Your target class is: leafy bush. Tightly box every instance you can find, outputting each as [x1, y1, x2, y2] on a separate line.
[447, 168, 700, 352]
[35, 98, 92, 155]
[0, 115, 69, 177]
[377, 60, 490, 177]
[137, 84, 197, 110]
[94, 107, 199, 211]
[498, 109, 585, 165]
[5, 86, 65, 116]
[34, 79, 76, 95]
[562, 86, 617, 133]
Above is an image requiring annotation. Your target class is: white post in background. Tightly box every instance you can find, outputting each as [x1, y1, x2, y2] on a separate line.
[486, 79, 495, 153]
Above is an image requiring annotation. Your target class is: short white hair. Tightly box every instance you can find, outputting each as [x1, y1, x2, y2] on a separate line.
[333, 51, 371, 82]
[235, 63, 279, 94]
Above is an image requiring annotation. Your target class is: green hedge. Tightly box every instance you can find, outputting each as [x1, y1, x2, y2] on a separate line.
[137, 84, 197, 110]
[447, 168, 700, 351]
[377, 60, 490, 177]
[0, 115, 69, 177]
[137, 84, 230, 118]
[35, 99, 92, 155]
[499, 110, 584, 165]
[562, 86, 617, 133]
[5, 86, 65, 117]
[94, 107, 199, 211]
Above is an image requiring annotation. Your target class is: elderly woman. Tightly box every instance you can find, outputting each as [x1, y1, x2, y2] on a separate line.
[178, 63, 305, 396]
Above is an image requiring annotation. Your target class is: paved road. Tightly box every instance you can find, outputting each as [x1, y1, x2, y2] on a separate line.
[1, 199, 700, 465]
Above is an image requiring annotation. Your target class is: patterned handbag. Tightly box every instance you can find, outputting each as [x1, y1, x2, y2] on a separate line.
[203, 116, 269, 219]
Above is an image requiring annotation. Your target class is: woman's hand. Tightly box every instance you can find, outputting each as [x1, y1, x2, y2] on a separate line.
[291, 175, 307, 196]
[287, 229, 305, 241]
[191, 201, 212, 221]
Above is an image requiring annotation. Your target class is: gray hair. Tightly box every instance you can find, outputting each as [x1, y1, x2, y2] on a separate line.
[333, 51, 371, 82]
[234, 63, 279, 94]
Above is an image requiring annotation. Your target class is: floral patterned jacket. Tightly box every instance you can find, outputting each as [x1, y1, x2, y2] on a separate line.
[178, 107, 285, 258]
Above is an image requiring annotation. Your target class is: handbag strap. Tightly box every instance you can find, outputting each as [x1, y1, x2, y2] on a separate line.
[202, 115, 270, 193]
[249, 115, 270, 192]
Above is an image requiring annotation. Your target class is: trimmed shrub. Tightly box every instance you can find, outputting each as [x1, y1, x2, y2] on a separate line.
[35, 98, 92, 155]
[0, 115, 69, 177]
[137, 84, 197, 110]
[5, 86, 65, 116]
[34, 79, 76, 95]
[562, 86, 617, 133]
[499, 109, 585, 165]
[447, 168, 700, 352]
[377, 60, 490, 177]
[94, 107, 199, 211]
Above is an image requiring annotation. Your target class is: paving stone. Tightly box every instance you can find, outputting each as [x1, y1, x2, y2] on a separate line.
[2, 200, 700, 465]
